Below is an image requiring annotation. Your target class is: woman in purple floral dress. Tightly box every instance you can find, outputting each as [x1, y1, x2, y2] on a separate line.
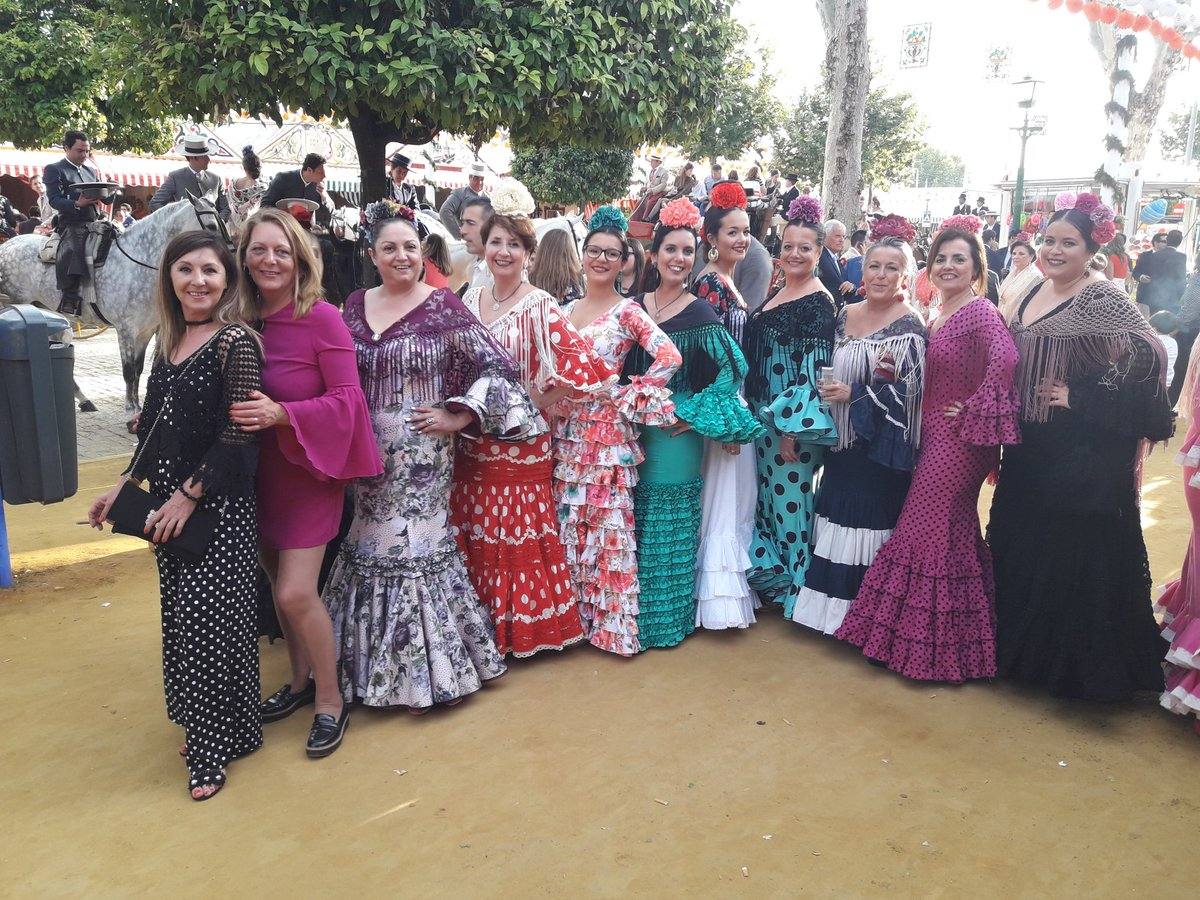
[323, 210, 540, 712]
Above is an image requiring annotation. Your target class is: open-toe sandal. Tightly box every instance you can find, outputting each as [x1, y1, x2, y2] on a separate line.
[188, 769, 226, 802]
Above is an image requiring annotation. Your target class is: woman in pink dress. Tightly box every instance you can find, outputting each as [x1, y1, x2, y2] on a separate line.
[554, 206, 682, 656]
[1157, 339, 1200, 731]
[834, 220, 1020, 681]
[229, 208, 382, 757]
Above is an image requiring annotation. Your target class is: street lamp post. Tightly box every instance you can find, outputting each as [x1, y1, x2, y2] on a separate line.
[1011, 76, 1044, 235]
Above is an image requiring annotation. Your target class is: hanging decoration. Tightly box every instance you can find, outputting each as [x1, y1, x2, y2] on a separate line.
[986, 45, 1013, 79]
[1028, 1, 1200, 58]
[899, 23, 932, 68]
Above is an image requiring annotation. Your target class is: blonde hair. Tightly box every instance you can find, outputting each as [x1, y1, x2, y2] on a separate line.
[154, 231, 258, 361]
[236, 208, 324, 319]
[528, 228, 583, 301]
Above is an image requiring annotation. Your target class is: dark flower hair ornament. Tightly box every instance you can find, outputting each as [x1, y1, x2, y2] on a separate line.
[787, 194, 823, 225]
[869, 213, 916, 244]
[1054, 191, 1117, 245]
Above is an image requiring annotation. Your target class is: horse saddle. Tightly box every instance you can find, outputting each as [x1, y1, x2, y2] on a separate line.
[40, 222, 116, 269]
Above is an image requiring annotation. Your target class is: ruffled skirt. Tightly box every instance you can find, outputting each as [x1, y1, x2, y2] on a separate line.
[695, 440, 759, 630]
[553, 397, 644, 656]
[450, 434, 584, 658]
[1157, 447, 1200, 718]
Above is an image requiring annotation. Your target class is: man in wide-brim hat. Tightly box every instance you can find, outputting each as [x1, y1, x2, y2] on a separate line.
[149, 135, 229, 218]
[387, 151, 420, 208]
[438, 159, 489, 239]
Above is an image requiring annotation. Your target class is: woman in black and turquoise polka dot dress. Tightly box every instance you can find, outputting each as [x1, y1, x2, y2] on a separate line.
[742, 216, 838, 616]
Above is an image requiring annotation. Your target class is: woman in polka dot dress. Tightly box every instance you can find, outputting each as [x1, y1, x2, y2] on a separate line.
[742, 214, 838, 617]
[89, 232, 263, 801]
[834, 223, 1020, 682]
[325, 211, 538, 711]
[555, 206, 682, 656]
[454, 204, 615, 658]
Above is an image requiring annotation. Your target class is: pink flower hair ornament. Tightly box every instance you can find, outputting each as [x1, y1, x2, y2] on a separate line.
[1054, 191, 1078, 211]
[1054, 191, 1117, 244]
[869, 213, 916, 244]
[658, 197, 702, 230]
[939, 214, 983, 235]
[787, 194, 823, 225]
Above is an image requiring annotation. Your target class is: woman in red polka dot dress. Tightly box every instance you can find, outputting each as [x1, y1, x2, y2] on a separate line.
[834, 221, 1020, 682]
[453, 193, 615, 658]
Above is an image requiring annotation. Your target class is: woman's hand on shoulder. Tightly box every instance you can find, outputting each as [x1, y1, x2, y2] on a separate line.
[230, 389, 288, 431]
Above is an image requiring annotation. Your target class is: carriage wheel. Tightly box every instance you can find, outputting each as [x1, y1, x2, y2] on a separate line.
[72, 321, 110, 341]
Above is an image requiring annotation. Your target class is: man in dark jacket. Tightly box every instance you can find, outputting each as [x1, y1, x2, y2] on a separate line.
[43, 129, 107, 316]
[262, 153, 334, 227]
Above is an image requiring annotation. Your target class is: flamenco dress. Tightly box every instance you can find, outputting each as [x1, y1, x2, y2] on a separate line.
[794, 311, 926, 635]
[553, 298, 681, 656]
[624, 296, 764, 648]
[693, 272, 764, 629]
[835, 297, 1019, 682]
[742, 291, 839, 616]
[1157, 381, 1200, 720]
[125, 325, 264, 791]
[453, 287, 614, 657]
[323, 289, 538, 708]
[990, 280, 1173, 700]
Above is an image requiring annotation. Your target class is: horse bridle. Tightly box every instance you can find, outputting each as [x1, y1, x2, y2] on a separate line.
[111, 199, 228, 270]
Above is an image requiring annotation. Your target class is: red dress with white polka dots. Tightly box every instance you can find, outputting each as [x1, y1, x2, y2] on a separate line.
[834, 297, 1020, 681]
[452, 287, 616, 657]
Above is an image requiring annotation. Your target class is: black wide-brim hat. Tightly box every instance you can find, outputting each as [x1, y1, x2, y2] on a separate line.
[389, 153, 411, 169]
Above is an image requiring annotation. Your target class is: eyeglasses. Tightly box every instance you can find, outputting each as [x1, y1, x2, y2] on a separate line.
[584, 246, 624, 261]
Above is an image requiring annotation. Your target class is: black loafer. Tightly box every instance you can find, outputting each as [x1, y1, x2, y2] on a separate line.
[260, 680, 315, 723]
[306, 706, 350, 759]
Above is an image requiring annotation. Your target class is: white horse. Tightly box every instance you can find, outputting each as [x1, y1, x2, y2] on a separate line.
[0, 197, 226, 426]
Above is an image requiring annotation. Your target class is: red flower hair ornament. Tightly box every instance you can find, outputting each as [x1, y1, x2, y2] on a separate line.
[709, 181, 748, 211]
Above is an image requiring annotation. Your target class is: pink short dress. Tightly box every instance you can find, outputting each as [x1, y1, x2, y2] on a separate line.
[258, 299, 382, 549]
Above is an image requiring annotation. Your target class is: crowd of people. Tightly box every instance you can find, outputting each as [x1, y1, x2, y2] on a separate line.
[77, 151, 1199, 802]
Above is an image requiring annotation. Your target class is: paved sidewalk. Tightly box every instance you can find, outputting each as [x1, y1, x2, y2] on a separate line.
[71, 328, 153, 462]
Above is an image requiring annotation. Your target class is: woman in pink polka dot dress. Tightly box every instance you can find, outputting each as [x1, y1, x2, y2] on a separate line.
[453, 208, 615, 658]
[834, 223, 1020, 682]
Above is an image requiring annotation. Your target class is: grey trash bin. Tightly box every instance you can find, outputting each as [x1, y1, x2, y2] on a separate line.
[0, 304, 77, 504]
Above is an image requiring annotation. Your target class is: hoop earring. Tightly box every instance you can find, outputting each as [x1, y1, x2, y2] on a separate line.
[707, 247, 718, 263]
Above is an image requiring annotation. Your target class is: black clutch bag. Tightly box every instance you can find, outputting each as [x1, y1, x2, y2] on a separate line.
[108, 479, 218, 564]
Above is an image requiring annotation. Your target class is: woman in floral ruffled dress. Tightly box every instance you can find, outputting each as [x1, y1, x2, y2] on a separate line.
[554, 206, 682, 656]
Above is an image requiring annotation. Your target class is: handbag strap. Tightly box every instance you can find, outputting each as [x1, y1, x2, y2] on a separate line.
[128, 326, 229, 477]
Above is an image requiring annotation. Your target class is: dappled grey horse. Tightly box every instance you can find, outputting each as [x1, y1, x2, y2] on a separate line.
[0, 197, 226, 428]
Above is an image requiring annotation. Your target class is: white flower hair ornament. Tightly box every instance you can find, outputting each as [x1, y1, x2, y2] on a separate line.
[490, 179, 536, 218]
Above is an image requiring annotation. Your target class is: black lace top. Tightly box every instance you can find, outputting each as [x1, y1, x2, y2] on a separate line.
[125, 325, 262, 499]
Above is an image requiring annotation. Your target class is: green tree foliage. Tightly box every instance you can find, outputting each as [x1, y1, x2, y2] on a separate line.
[683, 50, 782, 162]
[511, 146, 634, 209]
[1160, 107, 1198, 163]
[773, 86, 924, 191]
[913, 146, 966, 188]
[112, 0, 744, 200]
[0, 0, 172, 152]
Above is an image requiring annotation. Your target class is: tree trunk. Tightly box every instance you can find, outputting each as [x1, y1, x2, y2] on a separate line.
[347, 110, 439, 204]
[819, 0, 870, 226]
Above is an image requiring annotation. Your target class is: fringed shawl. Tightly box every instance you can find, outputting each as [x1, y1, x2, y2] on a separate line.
[742, 291, 837, 405]
[623, 297, 742, 395]
[829, 311, 926, 451]
[343, 288, 518, 411]
[1011, 278, 1166, 423]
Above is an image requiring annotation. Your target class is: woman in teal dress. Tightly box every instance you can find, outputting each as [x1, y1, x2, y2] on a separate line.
[743, 201, 838, 615]
[624, 199, 764, 648]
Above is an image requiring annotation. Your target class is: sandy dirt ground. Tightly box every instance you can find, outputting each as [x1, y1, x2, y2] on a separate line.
[2, 447, 1198, 898]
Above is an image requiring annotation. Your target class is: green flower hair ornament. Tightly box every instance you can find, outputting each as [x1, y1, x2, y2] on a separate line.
[588, 204, 629, 235]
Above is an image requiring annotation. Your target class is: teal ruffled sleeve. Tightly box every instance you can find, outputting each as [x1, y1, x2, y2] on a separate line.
[759, 384, 837, 444]
[672, 331, 765, 443]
